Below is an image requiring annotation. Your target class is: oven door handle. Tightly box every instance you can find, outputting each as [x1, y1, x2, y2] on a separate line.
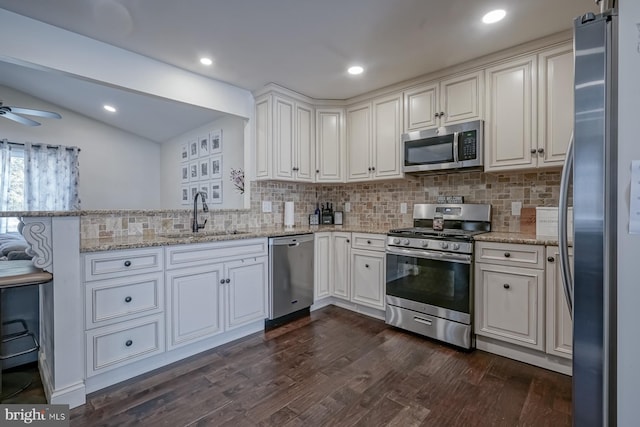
[386, 247, 471, 264]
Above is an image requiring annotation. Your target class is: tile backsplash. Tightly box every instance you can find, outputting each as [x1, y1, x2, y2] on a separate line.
[81, 169, 562, 238]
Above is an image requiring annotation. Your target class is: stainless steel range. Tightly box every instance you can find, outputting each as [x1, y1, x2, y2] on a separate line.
[385, 203, 491, 349]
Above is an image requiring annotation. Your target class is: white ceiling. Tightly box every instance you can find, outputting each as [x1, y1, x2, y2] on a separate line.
[0, 0, 597, 140]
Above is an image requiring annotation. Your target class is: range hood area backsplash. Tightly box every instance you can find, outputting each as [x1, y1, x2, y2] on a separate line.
[81, 170, 561, 239]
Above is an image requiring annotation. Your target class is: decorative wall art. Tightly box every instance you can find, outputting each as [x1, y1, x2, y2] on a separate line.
[180, 129, 224, 205]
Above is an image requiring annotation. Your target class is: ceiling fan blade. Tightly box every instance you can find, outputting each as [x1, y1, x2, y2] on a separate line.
[6, 107, 61, 119]
[0, 111, 41, 126]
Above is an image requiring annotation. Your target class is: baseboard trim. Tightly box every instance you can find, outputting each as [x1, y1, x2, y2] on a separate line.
[39, 352, 86, 409]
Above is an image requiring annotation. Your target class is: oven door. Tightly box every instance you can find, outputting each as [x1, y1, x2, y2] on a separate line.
[385, 246, 471, 324]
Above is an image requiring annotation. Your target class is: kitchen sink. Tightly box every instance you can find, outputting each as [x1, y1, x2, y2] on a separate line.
[159, 230, 249, 238]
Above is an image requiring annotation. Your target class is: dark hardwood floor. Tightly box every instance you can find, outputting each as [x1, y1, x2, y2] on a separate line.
[68, 306, 571, 426]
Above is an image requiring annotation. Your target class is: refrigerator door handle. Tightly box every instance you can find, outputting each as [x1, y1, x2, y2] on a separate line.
[558, 132, 574, 318]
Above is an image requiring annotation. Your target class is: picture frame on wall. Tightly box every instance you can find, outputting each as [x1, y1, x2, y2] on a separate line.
[199, 135, 209, 157]
[199, 159, 209, 180]
[189, 161, 199, 182]
[181, 186, 190, 205]
[210, 129, 222, 154]
[181, 164, 189, 183]
[189, 139, 199, 159]
[199, 184, 209, 201]
[180, 143, 189, 162]
[190, 185, 199, 201]
[210, 180, 222, 204]
[211, 155, 222, 179]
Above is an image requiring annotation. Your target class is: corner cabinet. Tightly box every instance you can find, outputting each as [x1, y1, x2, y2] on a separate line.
[315, 108, 346, 183]
[347, 92, 403, 182]
[255, 91, 315, 182]
[403, 70, 483, 132]
[332, 232, 351, 300]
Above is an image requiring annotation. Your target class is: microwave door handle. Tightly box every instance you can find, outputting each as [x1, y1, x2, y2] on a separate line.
[452, 131, 460, 163]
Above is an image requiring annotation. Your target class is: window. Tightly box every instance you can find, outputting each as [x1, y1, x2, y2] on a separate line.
[3, 148, 24, 232]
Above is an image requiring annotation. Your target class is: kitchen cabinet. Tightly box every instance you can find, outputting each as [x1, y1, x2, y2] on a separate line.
[347, 93, 403, 181]
[350, 236, 385, 310]
[474, 242, 545, 351]
[255, 91, 315, 182]
[545, 246, 573, 359]
[332, 232, 351, 300]
[315, 108, 346, 182]
[224, 256, 268, 331]
[403, 70, 483, 132]
[314, 232, 332, 300]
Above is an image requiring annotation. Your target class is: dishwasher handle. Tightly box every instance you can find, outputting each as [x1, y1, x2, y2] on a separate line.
[269, 234, 314, 246]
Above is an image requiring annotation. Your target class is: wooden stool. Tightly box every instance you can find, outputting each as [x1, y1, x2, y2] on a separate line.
[0, 261, 52, 401]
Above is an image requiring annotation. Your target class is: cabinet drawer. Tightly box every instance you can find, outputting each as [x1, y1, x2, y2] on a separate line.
[351, 233, 386, 252]
[86, 314, 164, 376]
[84, 248, 163, 281]
[475, 241, 544, 269]
[165, 238, 268, 269]
[85, 272, 164, 328]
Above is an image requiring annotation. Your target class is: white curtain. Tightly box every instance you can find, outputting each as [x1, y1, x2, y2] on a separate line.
[23, 143, 81, 211]
[0, 141, 11, 233]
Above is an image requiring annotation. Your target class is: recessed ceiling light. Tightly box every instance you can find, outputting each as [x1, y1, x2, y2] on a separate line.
[482, 9, 506, 24]
[200, 57, 213, 66]
[103, 105, 117, 113]
[348, 66, 364, 75]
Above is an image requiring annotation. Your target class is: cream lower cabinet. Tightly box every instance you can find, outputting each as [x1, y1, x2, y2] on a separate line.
[224, 257, 268, 331]
[314, 232, 332, 301]
[545, 246, 573, 359]
[351, 249, 385, 310]
[474, 242, 545, 351]
[332, 232, 351, 300]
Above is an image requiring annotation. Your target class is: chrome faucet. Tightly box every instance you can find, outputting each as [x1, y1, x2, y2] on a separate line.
[192, 191, 209, 232]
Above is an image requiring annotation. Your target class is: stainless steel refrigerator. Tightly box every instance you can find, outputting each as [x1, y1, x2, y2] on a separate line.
[558, 5, 618, 426]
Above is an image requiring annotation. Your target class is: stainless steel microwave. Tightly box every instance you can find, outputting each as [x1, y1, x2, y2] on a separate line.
[402, 120, 484, 173]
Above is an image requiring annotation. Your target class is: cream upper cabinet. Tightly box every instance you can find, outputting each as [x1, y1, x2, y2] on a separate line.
[315, 108, 346, 183]
[254, 91, 315, 182]
[484, 55, 538, 172]
[545, 246, 573, 359]
[537, 43, 574, 168]
[347, 92, 403, 182]
[403, 70, 483, 132]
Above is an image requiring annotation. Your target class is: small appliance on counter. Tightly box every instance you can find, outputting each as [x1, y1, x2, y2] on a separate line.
[321, 203, 334, 225]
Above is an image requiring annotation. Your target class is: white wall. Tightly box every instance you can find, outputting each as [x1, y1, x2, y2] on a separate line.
[0, 86, 161, 209]
[617, 1, 640, 424]
[161, 115, 245, 209]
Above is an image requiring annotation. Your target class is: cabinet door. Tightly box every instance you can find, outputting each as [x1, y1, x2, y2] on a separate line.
[295, 101, 315, 182]
[255, 96, 271, 179]
[351, 249, 385, 309]
[440, 70, 483, 125]
[484, 56, 537, 171]
[332, 232, 351, 300]
[315, 108, 345, 182]
[314, 232, 332, 300]
[165, 264, 224, 350]
[372, 93, 403, 179]
[273, 95, 295, 180]
[475, 262, 544, 350]
[538, 44, 574, 168]
[404, 82, 439, 132]
[346, 102, 372, 181]
[546, 246, 573, 359]
[224, 257, 268, 331]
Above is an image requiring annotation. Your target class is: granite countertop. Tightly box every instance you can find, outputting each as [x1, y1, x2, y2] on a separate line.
[0, 208, 249, 218]
[474, 231, 571, 246]
[80, 225, 391, 252]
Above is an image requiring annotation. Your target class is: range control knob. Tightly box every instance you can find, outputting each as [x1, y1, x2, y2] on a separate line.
[452, 243, 460, 250]
[393, 238, 401, 244]
[402, 239, 410, 246]
[440, 242, 449, 249]
[421, 240, 429, 248]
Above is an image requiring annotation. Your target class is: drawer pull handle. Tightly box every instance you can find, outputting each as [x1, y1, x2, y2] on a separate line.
[124, 260, 132, 267]
[125, 340, 133, 347]
[225, 278, 230, 283]
[547, 256, 555, 262]
[504, 252, 511, 258]
[503, 284, 510, 289]
[414, 317, 432, 326]
[124, 296, 132, 303]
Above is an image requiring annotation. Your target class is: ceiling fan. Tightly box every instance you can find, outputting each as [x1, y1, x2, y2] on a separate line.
[0, 101, 61, 126]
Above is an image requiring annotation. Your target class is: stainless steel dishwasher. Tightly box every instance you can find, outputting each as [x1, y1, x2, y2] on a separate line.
[267, 233, 314, 326]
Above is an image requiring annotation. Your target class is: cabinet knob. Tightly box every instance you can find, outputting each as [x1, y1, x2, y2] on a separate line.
[293, 167, 299, 171]
[434, 113, 439, 118]
[368, 167, 372, 171]
[225, 278, 231, 283]
[220, 279, 225, 284]
[124, 260, 132, 267]
[504, 252, 511, 258]
[346, 239, 350, 243]
[440, 112, 445, 117]
[530, 148, 537, 154]
[125, 340, 133, 347]
[503, 284, 510, 289]
[547, 256, 555, 262]
[371, 166, 375, 171]
[367, 240, 371, 244]
[538, 148, 544, 154]
[124, 296, 132, 303]
[316, 169, 320, 173]
[365, 264, 369, 268]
